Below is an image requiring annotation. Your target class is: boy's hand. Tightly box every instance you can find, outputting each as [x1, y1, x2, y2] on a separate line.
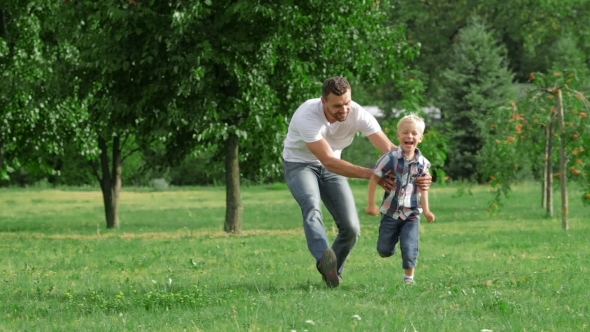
[424, 211, 435, 223]
[365, 205, 380, 216]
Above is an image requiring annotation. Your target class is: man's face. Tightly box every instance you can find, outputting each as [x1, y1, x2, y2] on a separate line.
[321, 90, 352, 123]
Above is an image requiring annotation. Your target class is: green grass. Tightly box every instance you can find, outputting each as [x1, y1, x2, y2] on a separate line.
[0, 181, 589, 331]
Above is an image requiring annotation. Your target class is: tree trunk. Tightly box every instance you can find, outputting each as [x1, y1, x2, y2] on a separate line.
[541, 127, 547, 209]
[98, 136, 122, 229]
[0, 11, 7, 41]
[541, 159, 546, 209]
[0, 12, 6, 180]
[557, 90, 568, 230]
[224, 133, 242, 233]
[0, 134, 4, 181]
[545, 120, 554, 217]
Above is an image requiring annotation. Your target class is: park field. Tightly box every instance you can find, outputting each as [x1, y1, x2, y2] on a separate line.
[0, 181, 589, 332]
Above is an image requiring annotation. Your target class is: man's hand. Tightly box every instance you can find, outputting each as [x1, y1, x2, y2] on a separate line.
[416, 173, 432, 191]
[424, 211, 435, 223]
[378, 170, 396, 192]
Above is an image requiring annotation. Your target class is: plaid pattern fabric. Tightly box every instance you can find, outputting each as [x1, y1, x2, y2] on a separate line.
[373, 148, 431, 220]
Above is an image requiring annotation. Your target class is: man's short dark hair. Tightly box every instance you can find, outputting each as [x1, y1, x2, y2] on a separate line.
[322, 76, 351, 99]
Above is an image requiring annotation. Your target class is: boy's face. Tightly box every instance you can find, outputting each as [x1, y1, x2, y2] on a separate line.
[396, 121, 423, 155]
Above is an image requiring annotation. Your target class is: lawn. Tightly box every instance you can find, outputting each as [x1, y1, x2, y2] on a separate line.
[0, 181, 589, 331]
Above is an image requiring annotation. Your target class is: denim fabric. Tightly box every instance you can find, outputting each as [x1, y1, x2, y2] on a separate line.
[377, 214, 420, 269]
[284, 161, 361, 275]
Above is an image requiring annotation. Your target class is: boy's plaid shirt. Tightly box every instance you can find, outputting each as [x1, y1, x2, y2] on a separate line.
[373, 147, 431, 220]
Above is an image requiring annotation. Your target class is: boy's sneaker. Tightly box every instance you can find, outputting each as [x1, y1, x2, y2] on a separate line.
[403, 276, 415, 284]
[319, 248, 339, 288]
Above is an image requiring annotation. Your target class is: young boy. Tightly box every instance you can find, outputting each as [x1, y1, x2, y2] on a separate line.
[366, 113, 435, 284]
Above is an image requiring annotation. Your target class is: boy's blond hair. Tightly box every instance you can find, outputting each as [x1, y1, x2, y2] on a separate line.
[396, 113, 426, 135]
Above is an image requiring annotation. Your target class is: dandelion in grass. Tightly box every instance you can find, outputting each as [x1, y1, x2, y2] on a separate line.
[352, 315, 361, 321]
[305, 320, 315, 325]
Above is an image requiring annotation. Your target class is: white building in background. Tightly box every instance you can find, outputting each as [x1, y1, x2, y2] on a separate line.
[363, 105, 441, 120]
[363, 106, 386, 118]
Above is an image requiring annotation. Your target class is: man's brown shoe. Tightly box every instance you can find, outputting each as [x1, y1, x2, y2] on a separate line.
[319, 248, 339, 288]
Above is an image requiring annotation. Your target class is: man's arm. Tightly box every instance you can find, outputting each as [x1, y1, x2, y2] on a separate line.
[367, 131, 397, 154]
[306, 139, 373, 179]
[367, 131, 398, 191]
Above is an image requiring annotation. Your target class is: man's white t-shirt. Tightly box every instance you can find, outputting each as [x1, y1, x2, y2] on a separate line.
[282, 98, 382, 164]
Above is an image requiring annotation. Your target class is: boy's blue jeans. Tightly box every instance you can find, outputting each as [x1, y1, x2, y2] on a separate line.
[377, 214, 420, 269]
[284, 161, 361, 276]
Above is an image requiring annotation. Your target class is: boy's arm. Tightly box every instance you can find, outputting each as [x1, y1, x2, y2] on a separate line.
[420, 186, 435, 222]
[366, 174, 382, 216]
[420, 188, 430, 213]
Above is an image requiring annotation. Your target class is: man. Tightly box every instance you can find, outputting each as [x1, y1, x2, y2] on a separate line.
[283, 76, 432, 288]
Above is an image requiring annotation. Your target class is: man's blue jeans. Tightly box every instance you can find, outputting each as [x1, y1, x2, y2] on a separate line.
[377, 214, 420, 269]
[284, 161, 361, 275]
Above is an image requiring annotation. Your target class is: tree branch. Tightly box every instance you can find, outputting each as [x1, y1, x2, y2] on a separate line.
[122, 147, 142, 162]
[121, 135, 157, 161]
[89, 159, 102, 184]
[563, 85, 590, 110]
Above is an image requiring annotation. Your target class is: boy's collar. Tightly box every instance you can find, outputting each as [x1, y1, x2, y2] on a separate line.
[396, 147, 422, 160]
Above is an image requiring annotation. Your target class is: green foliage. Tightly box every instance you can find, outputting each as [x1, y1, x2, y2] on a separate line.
[531, 73, 590, 202]
[419, 128, 449, 183]
[4, 0, 590, 194]
[389, 0, 590, 94]
[545, 35, 589, 78]
[353, 68, 428, 116]
[435, 18, 514, 182]
[341, 134, 381, 170]
[54, 1, 177, 143]
[481, 70, 590, 211]
[0, 2, 64, 181]
[162, 0, 421, 182]
[479, 105, 521, 210]
[25, 0, 420, 189]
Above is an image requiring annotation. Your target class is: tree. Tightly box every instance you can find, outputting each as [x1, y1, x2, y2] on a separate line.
[482, 71, 590, 229]
[51, 1, 179, 228]
[162, 0, 421, 233]
[434, 17, 514, 181]
[388, 0, 590, 96]
[481, 32, 590, 229]
[0, 2, 64, 183]
[4, 1, 421, 232]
